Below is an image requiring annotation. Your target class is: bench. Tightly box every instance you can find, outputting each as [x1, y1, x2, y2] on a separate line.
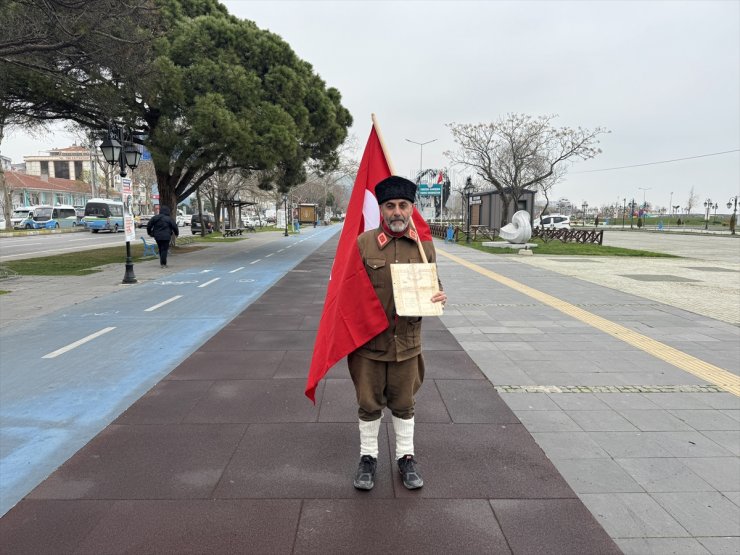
[223, 228, 244, 237]
[141, 236, 158, 256]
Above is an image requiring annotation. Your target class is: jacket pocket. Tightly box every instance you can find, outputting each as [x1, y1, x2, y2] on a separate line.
[366, 258, 386, 288]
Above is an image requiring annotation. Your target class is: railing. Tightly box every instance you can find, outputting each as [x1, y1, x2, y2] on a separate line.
[532, 227, 603, 245]
[427, 223, 499, 242]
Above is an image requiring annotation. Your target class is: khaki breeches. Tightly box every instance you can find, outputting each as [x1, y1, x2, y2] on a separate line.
[347, 352, 425, 421]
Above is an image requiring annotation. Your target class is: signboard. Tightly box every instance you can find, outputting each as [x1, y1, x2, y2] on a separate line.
[418, 182, 442, 197]
[141, 148, 152, 161]
[121, 177, 136, 242]
[470, 195, 482, 205]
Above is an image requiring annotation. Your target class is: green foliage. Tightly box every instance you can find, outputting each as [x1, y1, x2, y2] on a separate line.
[469, 239, 677, 257]
[637, 217, 643, 228]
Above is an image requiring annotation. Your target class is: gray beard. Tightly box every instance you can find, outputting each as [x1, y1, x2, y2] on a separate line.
[389, 220, 408, 233]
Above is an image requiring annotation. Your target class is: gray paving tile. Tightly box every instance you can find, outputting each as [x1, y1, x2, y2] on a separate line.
[616, 537, 711, 554]
[669, 409, 739, 430]
[566, 410, 639, 432]
[588, 431, 673, 458]
[649, 431, 737, 458]
[294, 499, 510, 554]
[498, 392, 560, 411]
[700, 430, 740, 456]
[621, 410, 695, 432]
[579, 493, 690, 538]
[723, 491, 740, 507]
[113, 380, 213, 425]
[552, 458, 644, 493]
[615, 458, 714, 492]
[652, 492, 740, 536]
[490, 499, 621, 554]
[690, 393, 740, 410]
[679, 457, 740, 492]
[548, 393, 612, 411]
[697, 536, 740, 555]
[641, 393, 716, 410]
[478, 365, 538, 386]
[595, 392, 661, 410]
[531, 432, 610, 459]
[722, 409, 740, 422]
[515, 410, 581, 432]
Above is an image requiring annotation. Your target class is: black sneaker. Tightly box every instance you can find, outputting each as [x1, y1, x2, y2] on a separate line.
[353, 455, 377, 490]
[398, 454, 423, 489]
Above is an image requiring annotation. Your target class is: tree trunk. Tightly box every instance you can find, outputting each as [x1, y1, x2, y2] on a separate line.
[500, 192, 512, 228]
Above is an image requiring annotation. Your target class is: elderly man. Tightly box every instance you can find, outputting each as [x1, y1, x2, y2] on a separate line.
[351, 175, 446, 491]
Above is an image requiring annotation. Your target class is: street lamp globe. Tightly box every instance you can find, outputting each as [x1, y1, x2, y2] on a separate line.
[99, 136, 122, 166]
[124, 143, 142, 170]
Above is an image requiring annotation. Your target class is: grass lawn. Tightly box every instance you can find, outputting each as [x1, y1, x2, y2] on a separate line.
[2, 241, 203, 276]
[466, 238, 677, 257]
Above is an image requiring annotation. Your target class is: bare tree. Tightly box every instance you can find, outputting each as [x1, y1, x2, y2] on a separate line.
[686, 186, 699, 215]
[446, 114, 607, 227]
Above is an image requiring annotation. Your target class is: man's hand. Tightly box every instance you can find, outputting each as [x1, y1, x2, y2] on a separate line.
[430, 291, 447, 306]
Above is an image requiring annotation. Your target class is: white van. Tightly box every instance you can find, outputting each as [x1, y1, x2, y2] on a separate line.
[11, 205, 52, 229]
[534, 214, 571, 229]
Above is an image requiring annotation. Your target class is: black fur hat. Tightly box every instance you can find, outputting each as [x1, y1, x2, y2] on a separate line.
[374, 176, 417, 204]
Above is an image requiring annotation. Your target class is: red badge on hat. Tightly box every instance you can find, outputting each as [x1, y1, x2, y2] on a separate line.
[377, 232, 388, 248]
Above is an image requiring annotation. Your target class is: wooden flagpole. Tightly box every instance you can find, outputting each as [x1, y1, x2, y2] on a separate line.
[371, 113, 429, 264]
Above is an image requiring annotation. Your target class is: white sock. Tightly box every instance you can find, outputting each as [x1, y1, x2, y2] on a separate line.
[392, 415, 415, 460]
[359, 418, 381, 459]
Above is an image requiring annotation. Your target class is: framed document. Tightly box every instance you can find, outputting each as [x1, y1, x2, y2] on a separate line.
[390, 263, 443, 317]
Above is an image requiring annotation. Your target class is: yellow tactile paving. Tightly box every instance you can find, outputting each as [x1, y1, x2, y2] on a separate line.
[438, 248, 740, 397]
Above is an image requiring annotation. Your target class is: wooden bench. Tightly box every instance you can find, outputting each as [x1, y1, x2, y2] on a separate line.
[223, 228, 244, 237]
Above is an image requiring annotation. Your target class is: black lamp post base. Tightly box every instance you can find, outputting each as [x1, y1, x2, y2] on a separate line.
[122, 263, 137, 284]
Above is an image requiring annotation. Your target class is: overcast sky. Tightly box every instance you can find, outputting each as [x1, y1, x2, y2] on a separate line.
[4, 0, 738, 211]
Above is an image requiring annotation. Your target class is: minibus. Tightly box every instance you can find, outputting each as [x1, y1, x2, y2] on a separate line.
[11, 205, 52, 229]
[83, 198, 124, 233]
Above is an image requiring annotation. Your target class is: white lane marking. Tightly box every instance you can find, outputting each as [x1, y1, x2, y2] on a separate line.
[277, 249, 285, 253]
[198, 278, 220, 288]
[229, 266, 245, 273]
[265, 253, 274, 257]
[250, 259, 261, 264]
[286, 245, 293, 248]
[145, 295, 183, 312]
[199, 269, 213, 274]
[42, 327, 116, 359]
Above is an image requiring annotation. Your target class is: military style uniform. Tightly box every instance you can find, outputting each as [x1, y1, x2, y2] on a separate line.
[349, 226, 439, 422]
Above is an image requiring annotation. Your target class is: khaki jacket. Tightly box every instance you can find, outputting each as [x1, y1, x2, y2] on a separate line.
[355, 227, 439, 362]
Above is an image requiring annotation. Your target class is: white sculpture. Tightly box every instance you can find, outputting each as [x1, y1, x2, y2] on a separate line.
[499, 210, 532, 244]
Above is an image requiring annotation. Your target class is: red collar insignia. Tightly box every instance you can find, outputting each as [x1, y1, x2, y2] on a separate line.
[408, 228, 418, 241]
[377, 232, 389, 248]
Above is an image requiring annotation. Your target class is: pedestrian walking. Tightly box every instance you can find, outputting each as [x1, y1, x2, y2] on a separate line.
[350, 176, 446, 491]
[146, 206, 179, 268]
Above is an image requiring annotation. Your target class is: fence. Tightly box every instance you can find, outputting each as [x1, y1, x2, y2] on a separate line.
[532, 227, 603, 245]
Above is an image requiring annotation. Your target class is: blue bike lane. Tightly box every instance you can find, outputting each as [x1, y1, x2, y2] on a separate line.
[0, 226, 339, 515]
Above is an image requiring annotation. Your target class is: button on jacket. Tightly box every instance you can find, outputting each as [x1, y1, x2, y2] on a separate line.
[355, 227, 440, 362]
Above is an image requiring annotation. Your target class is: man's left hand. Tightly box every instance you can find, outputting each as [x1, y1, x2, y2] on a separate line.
[430, 291, 447, 306]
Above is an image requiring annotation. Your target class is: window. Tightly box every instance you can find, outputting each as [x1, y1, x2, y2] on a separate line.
[40, 161, 49, 175]
[54, 161, 70, 179]
[74, 161, 83, 180]
[55, 194, 64, 204]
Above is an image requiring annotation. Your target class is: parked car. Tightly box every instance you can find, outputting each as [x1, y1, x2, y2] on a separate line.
[138, 214, 154, 228]
[176, 214, 188, 227]
[191, 213, 214, 233]
[534, 214, 571, 229]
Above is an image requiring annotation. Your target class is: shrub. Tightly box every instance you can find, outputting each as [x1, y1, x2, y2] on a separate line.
[637, 217, 643, 228]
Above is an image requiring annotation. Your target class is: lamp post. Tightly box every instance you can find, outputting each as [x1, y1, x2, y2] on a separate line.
[638, 187, 651, 210]
[405, 138, 437, 176]
[283, 194, 289, 237]
[463, 177, 473, 244]
[581, 201, 588, 226]
[99, 124, 142, 284]
[703, 198, 713, 230]
[727, 196, 738, 235]
[629, 199, 636, 229]
[622, 198, 626, 229]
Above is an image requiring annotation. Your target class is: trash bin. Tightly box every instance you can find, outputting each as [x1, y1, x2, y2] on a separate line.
[446, 225, 454, 243]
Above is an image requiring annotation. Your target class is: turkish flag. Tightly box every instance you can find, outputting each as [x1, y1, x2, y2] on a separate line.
[305, 124, 431, 402]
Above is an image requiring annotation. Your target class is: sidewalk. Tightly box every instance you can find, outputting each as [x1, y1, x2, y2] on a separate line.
[1, 232, 738, 553]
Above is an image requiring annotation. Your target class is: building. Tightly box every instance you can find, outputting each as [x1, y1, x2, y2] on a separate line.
[24, 145, 104, 182]
[468, 188, 536, 230]
[3, 171, 108, 208]
[0, 154, 11, 171]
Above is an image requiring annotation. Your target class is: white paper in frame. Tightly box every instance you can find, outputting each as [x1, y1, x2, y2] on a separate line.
[390, 263, 443, 317]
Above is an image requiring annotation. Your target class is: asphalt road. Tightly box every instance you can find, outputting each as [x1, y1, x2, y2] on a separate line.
[0, 229, 129, 262]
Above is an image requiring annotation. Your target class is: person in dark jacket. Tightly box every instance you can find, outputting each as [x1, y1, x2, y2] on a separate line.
[146, 206, 179, 268]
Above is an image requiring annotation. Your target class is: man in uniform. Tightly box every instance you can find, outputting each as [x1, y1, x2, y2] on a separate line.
[351, 175, 446, 491]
